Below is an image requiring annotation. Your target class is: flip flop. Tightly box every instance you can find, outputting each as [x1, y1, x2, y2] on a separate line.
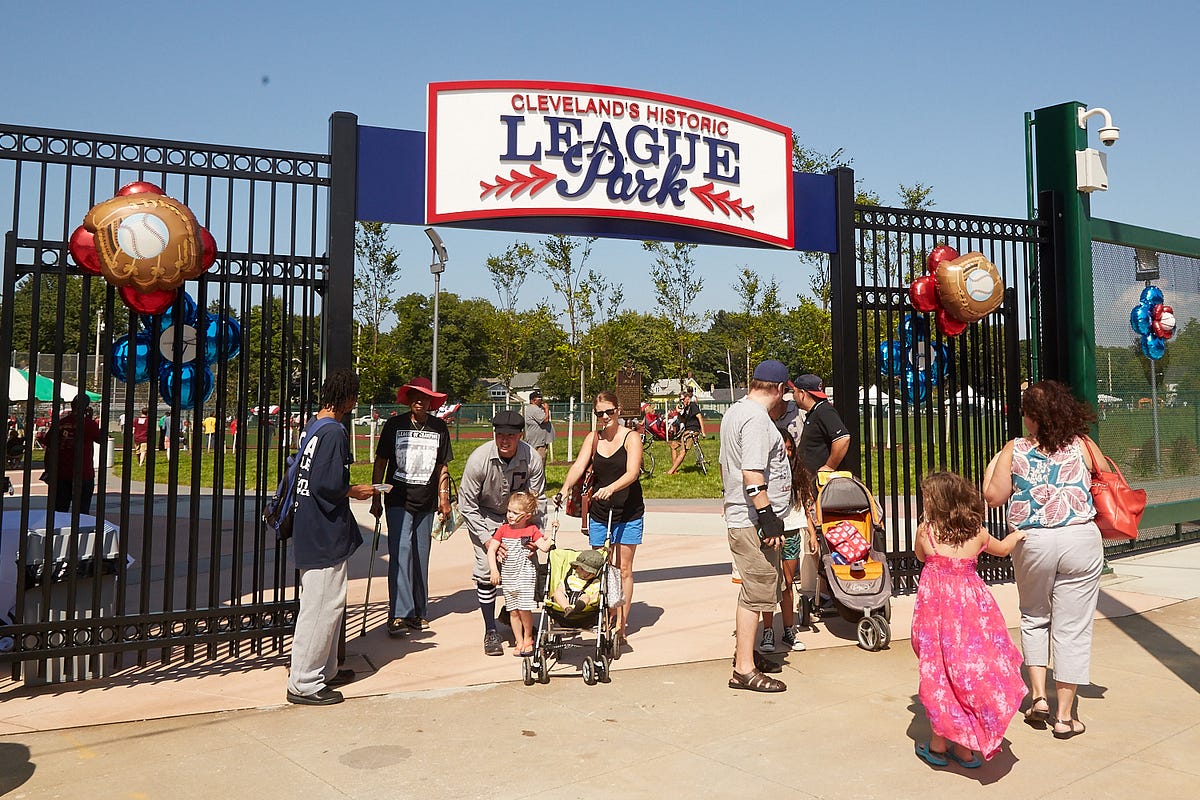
[915, 742, 948, 767]
[946, 749, 982, 769]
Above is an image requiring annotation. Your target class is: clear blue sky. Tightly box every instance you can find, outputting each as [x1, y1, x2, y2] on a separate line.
[3, 0, 1196, 317]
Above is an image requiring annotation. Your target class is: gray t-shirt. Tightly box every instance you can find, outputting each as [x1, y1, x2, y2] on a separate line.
[719, 396, 792, 528]
[523, 404, 553, 447]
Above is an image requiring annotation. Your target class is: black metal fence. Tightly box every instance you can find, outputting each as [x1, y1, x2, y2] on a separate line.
[832, 193, 1050, 592]
[0, 123, 332, 680]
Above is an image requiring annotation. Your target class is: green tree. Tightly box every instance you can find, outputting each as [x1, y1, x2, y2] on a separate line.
[533, 235, 597, 399]
[354, 221, 402, 400]
[643, 241, 703, 381]
[387, 291, 496, 402]
[485, 242, 534, 394]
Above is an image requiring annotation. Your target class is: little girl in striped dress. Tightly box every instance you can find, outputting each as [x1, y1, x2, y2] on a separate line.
[487, 492, 550, 657]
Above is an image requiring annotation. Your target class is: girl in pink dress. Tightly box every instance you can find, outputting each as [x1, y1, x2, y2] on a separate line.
[912, 472, 1027, 768]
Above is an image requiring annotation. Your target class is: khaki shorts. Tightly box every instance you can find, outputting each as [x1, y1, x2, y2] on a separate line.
[727, 525, 782, 612]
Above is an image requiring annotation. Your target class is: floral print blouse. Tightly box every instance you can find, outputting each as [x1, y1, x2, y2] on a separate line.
[1007, 437, 1095, 529]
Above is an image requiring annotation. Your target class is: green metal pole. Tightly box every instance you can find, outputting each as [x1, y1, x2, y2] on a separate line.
[1033, 101, 1099, 411]
[1024, 111, 1040, 383]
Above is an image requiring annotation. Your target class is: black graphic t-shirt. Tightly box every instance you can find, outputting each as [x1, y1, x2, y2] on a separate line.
[375, 413, 453, 512]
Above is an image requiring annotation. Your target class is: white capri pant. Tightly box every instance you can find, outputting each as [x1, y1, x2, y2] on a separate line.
[1011, 520, 1104, 685]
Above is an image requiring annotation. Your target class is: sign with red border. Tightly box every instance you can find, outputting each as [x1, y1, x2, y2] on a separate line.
[427, 81, 795, 249]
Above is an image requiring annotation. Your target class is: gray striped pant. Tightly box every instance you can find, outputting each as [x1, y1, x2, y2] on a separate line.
[1011, 521, 1104, 685]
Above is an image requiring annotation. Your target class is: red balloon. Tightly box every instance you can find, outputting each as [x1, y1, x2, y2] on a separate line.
[118, 181, 164, 196]
[119, 285, 177, 315]
[908, 275, 941, 312]
[936, 308, 969, 337]
[68, 225, 102, 275]
[200, 227, 217, 270]
[927, 244, 959, 275]
[1152, 305, 1177, 340]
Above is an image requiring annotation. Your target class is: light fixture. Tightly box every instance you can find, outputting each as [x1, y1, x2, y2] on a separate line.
[424, 228, 448, 391]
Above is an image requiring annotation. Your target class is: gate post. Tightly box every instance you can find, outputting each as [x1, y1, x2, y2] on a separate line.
[326, 112, 358, 377]
[829, 166, 860, 476]
[1033, 101, 1097, 406]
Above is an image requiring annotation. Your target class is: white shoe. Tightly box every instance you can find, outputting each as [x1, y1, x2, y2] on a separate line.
[782, 627, 806, 652]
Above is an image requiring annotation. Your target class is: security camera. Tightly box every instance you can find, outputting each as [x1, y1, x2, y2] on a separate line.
[1078, 106, 1119, 147]
[1097, 126, 1119, 146]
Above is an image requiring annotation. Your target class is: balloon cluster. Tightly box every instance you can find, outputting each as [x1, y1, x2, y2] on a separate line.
[111, 291, 241, 409]
[68, 182, 217, 314]
[878, 314, 951, 403]
[1130, 285, 1176, 360]
[908, 245, 1006, 336]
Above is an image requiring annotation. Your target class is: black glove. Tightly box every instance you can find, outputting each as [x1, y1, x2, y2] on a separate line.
[755, 505, 785, 541]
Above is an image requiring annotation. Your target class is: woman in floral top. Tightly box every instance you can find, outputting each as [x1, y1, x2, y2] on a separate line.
[983, 381, 1110, 741]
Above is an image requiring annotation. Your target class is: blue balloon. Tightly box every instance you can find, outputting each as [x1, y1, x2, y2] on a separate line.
[878, 341, 904, 377]
[1139, 285, 1164, 307]
[110, 332, 154, 384]
[201, 314, 242, 364]
[142, 290, 198, 332]
[160, 363, 215, 410]
[1130, 304, 1152, 336]
[903, 369, 929, 404]
[1141, 333, 1166, 360]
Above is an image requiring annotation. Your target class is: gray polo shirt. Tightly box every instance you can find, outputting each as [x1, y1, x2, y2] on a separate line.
[458, 439, 547, 537]
[719, 396, 792, 528]
[523, 403, 553, 448]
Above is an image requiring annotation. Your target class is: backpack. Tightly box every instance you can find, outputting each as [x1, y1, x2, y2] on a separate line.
[264, 416, 340, 540]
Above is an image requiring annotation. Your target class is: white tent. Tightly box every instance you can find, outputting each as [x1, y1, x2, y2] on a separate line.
[7, 367, 99, 403]
[859, 385, 892, 405]
[1097, 393, 1122, 404]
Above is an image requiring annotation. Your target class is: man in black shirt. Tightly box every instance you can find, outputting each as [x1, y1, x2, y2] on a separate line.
[370, 377, 453, 636]
[792, 374, 850, 474]
[665, 387, 705, 474]
[286, 369, 377, 706]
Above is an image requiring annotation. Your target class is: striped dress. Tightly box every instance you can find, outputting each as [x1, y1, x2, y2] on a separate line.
[492, 523, 543, 611]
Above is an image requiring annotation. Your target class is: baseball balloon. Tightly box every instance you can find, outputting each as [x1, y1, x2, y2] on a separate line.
[936, 308, 968, 337]
[1152, 306, 1177, 340]
[200, 227, 217, 270]
[116, 212, 171, 260]
[118, 181, 164, 196]
[927, 244, 959, 275]
[68, 225, 102, 275]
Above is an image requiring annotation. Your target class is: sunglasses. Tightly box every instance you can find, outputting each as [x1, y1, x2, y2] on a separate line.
[593, 408, 618, 418]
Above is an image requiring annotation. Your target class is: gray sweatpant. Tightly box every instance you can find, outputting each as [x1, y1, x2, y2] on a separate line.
[1011, 521, 1104, 685]
[287, 559, 348, 697]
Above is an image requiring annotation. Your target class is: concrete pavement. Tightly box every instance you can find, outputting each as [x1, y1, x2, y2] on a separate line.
[1, 501, 1199, 798]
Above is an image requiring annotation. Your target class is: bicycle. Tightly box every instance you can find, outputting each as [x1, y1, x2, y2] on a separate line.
[639, 431, 658, 477]
[665, 429, 708, 476]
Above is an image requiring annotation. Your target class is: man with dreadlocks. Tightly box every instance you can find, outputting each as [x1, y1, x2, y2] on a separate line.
[286, 369, 378, 706]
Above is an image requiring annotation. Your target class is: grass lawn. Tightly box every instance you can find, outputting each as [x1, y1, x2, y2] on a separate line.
[112, 433, 725, 500]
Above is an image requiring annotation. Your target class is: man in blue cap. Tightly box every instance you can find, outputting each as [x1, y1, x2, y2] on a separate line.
[719, 359, 792, 692]
[458, 409, 546, 655]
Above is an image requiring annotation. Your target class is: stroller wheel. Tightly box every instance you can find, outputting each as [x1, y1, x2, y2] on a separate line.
[599, 654, 611, 683]
[871, 616, 891, 649]
[798, 595, 812, 630]
[522, 657, 535, 686]
[537, 659, 551, 684]
[882, 597, 892, 623]
[582, 656, 598, 686]
[856, 617, 880, 651]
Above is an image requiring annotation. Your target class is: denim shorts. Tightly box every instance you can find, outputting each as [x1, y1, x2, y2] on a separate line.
[589, 515, 644, 547]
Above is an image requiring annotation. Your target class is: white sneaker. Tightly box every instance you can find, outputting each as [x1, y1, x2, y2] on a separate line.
[758, 628, 775, 653]
[782, 627, 806, 652]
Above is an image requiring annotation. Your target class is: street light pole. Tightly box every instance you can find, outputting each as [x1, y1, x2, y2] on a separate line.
[424, 228, 448, 392]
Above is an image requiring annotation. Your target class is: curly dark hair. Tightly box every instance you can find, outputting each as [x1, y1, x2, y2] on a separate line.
[781, 430, 816, 512]
[1021, 380, 1096, 454]
[921, 471, 984, 548]
[319, 368, 360, 412]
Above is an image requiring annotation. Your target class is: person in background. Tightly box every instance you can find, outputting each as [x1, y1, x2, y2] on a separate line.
[458, 410, 546, 656]
[792, 374, 850, 474]
[286, 369, 378, 706]
[203, 414, 217, 451]
[42, 395, 104, 514]
[132, 408, 150, 467]
[665, 387, 705, 474]
[523, 388, 554, 464]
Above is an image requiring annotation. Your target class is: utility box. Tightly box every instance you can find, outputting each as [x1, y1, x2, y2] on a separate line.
[1076, 148, 1108, 193]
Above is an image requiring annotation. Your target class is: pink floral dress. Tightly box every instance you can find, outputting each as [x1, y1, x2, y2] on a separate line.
[911, 527, 1026, 759]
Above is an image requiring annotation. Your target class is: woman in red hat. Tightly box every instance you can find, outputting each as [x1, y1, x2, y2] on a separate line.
[370, 377, 454, 635]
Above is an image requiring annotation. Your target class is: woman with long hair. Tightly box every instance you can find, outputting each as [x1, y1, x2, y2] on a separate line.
[983, 380, 1110, 740]
[559, 391, 645, 648]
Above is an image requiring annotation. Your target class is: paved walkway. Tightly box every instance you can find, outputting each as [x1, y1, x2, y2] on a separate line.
[1, 502, 1199, 798]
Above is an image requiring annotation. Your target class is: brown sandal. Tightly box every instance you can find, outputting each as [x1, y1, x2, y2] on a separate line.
[728, 668, 787, 693]
[1053, 718, 1086, 740]
[1024, 696, 1050, 726]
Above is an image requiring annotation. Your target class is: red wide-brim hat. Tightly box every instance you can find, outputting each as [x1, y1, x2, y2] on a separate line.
[396, 377, 447, 409]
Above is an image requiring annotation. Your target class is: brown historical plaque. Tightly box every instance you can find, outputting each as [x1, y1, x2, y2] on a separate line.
[615, 368, 643, 420]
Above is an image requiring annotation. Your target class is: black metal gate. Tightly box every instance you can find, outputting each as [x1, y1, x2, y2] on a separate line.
[0, 123, 335, 680]
[830, 170, 1051, 592]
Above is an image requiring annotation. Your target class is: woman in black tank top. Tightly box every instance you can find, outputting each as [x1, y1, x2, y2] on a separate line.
[558, 391, 645, 647]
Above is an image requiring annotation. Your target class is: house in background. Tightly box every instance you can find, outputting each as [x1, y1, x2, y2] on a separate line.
[482, 371, 543, 403]
[648, 377, 713, 406]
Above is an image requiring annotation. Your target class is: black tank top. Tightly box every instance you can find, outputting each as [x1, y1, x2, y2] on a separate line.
[588, 430, 645, 524]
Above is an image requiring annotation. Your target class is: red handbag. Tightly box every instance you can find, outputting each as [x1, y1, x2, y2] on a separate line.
[1082, 437, 1146, 540]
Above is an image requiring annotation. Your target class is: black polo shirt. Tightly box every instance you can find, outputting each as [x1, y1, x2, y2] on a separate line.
[798, 399, 850, 472]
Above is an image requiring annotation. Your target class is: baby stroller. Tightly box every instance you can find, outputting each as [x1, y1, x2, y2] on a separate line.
[524, 511, 621, 686]
[809, 472, 893, 651]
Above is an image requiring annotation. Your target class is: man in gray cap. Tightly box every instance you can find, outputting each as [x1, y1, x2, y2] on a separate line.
[458, 409, 547, 655]
[523, 389, 554, 463]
